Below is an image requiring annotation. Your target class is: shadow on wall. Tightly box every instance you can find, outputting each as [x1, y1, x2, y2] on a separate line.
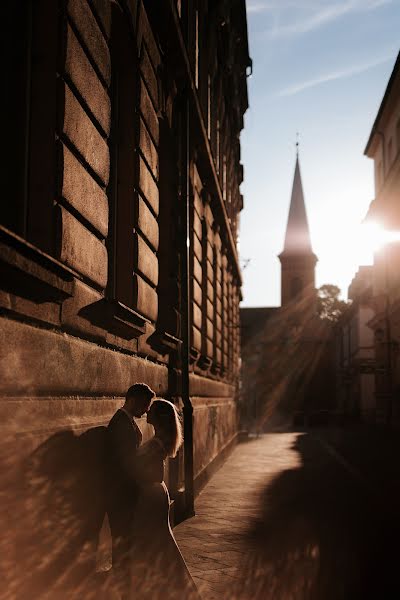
[16, 427, 111, 599]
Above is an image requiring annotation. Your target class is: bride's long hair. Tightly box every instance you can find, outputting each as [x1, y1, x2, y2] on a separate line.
[151, 399, 183, 458]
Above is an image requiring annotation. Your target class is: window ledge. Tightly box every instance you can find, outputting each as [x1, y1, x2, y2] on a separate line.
[148, 330, 182, 355]
[78, 298, 149, 339]
[189, 347, 200, 364]
[0, 225, 75, 302]
[198, 355, 213, 370]
[210, 362, 221, 375]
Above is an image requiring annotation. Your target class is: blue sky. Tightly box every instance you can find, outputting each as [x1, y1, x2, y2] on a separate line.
[240, 0, 400, 307]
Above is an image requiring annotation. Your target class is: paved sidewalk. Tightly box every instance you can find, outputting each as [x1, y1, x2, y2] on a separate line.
[175, 431, 400, 600]
[175, 434, 302, 599]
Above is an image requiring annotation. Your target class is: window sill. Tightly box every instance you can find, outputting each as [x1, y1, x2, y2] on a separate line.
[198, 355, 212, 370]
[148, 330, 182, 355]
[0, 225, 75, 302]
[189, 347, 200, 364]
[78, 298, 149, 339]
[210, 362, 221, 375]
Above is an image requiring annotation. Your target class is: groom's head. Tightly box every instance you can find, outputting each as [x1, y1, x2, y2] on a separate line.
[125, 383, 155, 418]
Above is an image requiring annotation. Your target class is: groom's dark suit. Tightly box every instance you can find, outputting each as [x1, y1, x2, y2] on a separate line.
[106, 408, 142, 592]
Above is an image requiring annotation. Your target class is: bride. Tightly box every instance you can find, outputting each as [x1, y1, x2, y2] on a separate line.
[127, 399, 200, 600]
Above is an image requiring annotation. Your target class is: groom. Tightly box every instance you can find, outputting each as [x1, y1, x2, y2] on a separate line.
[106, 383, 155, 595]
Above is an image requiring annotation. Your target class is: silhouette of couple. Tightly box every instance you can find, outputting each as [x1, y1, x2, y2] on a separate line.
[106, 383, 199, 600]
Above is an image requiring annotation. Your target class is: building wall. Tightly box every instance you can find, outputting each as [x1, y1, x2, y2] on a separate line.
[335, 268, 376, 422]
[358, 306, 375, 356]
[1, 0, 250, 595]
[280, 258, 317, 307]
[372, 95, 400, 196]
[360, 373, 375, 416]
[364, 52, 400, 423]
[241, 298, 335, 431]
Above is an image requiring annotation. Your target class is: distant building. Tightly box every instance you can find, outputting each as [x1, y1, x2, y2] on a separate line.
[335, 266, 376, 422]
[278, 156, 318, 308]
[240, 152, 335, 430]
[364, 50, 400, 424]
[0, 1, 251, 594]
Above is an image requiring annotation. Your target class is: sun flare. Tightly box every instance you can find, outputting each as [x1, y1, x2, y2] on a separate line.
[313, 220, 400, 300]
[359, 222, 400, 255]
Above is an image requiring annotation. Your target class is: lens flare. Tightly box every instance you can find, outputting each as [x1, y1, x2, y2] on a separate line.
[361, 222, 400, 254]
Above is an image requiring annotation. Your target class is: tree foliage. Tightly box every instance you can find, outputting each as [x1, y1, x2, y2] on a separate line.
[317, 284, 348, 322]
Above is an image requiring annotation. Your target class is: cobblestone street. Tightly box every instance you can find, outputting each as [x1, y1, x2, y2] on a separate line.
[175, 430, 400, 600]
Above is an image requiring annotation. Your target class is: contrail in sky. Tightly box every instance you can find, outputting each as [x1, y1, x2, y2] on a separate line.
[278, 54, 395, 97]
[247, 0, 393, 36]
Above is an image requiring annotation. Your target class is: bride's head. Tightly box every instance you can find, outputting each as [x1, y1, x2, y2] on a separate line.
[147, 399, 183, 458]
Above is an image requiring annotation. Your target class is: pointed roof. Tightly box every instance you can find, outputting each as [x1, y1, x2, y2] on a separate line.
[280, 155, 314, 256]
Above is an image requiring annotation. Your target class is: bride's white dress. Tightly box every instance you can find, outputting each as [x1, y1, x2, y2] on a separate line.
[128, 437, 200, 600]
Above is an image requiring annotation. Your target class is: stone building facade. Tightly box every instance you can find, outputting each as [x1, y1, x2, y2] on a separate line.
[364, 50, 400, 425]
[335, 267, 376, 422]
[1, 1, 250, 595]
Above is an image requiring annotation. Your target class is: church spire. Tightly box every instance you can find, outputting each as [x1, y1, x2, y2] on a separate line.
[278, 149, 317, 307]
[281, 152, 313, 256]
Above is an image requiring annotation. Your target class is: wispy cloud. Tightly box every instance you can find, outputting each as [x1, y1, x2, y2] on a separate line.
[247, 0, 303, 14]
[247, 2, 270, 13]
[250, 0, 393, 37]
[269, 4, 354, 37]
[278, 54, 394, 97]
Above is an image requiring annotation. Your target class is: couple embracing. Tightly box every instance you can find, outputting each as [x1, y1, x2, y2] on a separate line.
[106, 383, 199, 600]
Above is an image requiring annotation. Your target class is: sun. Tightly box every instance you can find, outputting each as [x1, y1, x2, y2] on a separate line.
[358, 222, 400, 256]
[313, 219, 400, 300]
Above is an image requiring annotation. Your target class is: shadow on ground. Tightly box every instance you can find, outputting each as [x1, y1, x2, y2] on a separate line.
[235, 431, 400, 600]
[14, 427, 112, 599]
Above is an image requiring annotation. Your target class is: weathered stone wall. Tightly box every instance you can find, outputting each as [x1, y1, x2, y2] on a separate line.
[1, 0, 250, 595]
[189, 375, 238, 491]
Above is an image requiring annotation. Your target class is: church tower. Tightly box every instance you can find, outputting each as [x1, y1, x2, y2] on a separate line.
[278, 151, 317, 306]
